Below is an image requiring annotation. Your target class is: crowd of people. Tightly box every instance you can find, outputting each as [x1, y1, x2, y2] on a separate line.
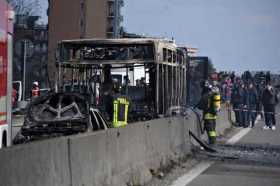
[219, 72, 279, 130]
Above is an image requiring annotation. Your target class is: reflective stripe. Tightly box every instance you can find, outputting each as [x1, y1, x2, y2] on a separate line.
[0, 115, 6, 120]
[213, 94, 221, 111]
[209, 131, 217, 137]
[0, 112, 6, 125]
[124, 104, 128, 124]
[0, 112, 6, 121]
[204, 113, 217, 120]
[213, 94, 221, 101]
[113, 101, 118, 127]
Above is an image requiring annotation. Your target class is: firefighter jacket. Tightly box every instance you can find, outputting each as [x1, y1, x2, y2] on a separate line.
[112, 96, 130, 128]
[198, 91, 221, 120]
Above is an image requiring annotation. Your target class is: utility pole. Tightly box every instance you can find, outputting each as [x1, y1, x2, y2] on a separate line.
[22, 40, 27, 101]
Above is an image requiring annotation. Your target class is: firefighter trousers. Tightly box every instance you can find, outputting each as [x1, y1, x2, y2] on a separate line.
[204, 119, 217, 144]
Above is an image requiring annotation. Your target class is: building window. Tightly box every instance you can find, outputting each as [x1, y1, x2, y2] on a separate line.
[42, 43, 47, 53]
[35, 43, 41, 52]
[40, 31, 45, 39]
[108, 1, 114, 17]
[107, 19, 114, 33]
[80, 19, 84, 27]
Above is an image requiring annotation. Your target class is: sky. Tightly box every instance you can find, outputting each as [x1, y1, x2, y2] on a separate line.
[37, 0, 48, 24]
[39, 0, 280, 73]
[122, 0, 280, 73]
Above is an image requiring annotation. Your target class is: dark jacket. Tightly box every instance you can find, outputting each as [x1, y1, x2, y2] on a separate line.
[197, 92, 209, 111]
[231, 84, 243, 105]
[247, 88, 258, 106]
[262, 87, 278, 106]
[242, 88, 249, 106]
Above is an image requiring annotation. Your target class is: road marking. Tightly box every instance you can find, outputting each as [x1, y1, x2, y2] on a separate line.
[227, 114, 262, 145]
[170, 116, 262, 186]
[226, 128, 251, 145]
[170, 129, 250, 186]
[170, 162, 214, 186]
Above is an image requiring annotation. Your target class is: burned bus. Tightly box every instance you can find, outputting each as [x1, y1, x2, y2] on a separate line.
[56, 38, 188, 121]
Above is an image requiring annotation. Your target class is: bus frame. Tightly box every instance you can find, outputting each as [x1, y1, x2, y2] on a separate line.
[56, 38, 188, 118]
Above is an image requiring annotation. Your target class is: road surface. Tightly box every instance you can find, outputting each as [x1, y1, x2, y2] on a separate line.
[171, 112, 280, 186]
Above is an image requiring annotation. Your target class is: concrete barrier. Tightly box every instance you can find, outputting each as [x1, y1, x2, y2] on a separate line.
[216, 105, 232, 136]
[0, 137, 71, 186]
[68, 117, 195, 186]
[0, 107, 231, 186]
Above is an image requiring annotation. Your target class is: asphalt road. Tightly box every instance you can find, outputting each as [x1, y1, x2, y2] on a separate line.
[174, 113, 280, 186]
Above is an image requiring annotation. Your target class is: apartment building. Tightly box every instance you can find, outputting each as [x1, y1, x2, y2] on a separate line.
[48, 0, 124, 84]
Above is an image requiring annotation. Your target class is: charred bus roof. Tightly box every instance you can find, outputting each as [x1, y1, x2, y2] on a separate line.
[57, 38, 178, 66]
[59, 38, 176, 46]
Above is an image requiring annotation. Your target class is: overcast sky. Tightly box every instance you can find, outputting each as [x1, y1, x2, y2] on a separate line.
[39, 0, 280, 73]
[123, 0, 280, 73]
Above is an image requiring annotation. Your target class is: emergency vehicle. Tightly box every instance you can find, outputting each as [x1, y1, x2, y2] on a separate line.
[0, 0, 14, 148]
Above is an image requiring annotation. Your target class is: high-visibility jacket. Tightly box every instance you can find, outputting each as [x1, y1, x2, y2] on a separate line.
[113, 97, 129, 128]
[32, 87, 40, 98]
[204, 113, 217, 120]
[209, 131, 217, 137]
[203, 92, 221, 120]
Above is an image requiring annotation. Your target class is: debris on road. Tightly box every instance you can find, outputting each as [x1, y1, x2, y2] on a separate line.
[190, 130, 280, 167]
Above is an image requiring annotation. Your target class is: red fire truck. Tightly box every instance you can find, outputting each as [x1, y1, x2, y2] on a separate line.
[0, 0, 14, 148]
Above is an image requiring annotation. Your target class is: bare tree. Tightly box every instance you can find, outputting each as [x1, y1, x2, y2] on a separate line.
[8, 0, 41, 16]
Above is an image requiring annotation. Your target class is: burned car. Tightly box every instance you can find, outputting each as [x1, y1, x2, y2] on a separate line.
[14, 93, 108, 143]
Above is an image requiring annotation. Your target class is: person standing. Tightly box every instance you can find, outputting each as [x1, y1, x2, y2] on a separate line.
[247, 82, 259, 128]
[197, 81, 221, 144]
[241, 83, 250, 128]
[256, 82, 265, 118]
[231, 78, 243, 126]
[224, 77, 232, 106]
[261, 83, 278, 130]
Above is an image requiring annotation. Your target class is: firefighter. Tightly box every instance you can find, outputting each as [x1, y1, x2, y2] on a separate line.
[112, 80, 130, 128]
[31, 81, 40, 98]
[197, 81, 221, 144]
